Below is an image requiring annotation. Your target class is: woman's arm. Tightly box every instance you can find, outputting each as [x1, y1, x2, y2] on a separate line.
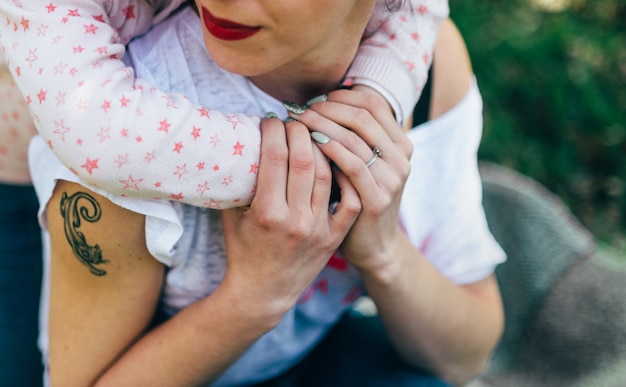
[45, 116, 361, 385]
[46, 179, 281, 385]
[287, 20, 504, 385]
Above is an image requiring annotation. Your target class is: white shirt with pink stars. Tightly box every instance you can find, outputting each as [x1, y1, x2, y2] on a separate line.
[0, 0, 448, 207]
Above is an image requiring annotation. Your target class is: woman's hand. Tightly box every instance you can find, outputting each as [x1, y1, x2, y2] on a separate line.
[219, 117, 361, 320]
[287, 89, 413, 273]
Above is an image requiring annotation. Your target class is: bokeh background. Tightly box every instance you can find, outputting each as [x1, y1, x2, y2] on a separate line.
[449, 0, 626, 250]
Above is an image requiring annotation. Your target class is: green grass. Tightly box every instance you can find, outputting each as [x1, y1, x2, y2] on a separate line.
[450, 0, 626, 248]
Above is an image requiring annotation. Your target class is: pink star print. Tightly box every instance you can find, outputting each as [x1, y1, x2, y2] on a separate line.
[196, 182, 210, 195]
[54, 120, 70, 141]
[170, 192, 184, 200]
[84, 24, 98, 34]
[114, 154, 129, 168]
[25, 49, 39, 68]
[123, 6, 136, 19]
[173, 142, 183, 153]
[249, 162, 259, 174]
[37, 89, 47, 104]
[55, 92, 66, 106]
[227, 115, 243, 129]
[158, 119, 171, 133]
[101, 100, 111, 113]
[222, 175, 233, 186]
[198, 107, 210, 119]
[20, 16, 29, 31]
[232, 141, 244, 156]
[81, 158, 99, 175]
[97, 127, 111, 143]
[205, 199, 223, 209]
[174, 164, 188, 179]
[120, 175, 143, 190]
[191, 126, 201, 140]
[46, 3, 57, 13]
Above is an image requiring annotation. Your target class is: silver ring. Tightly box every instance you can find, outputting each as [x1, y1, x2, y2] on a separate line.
[365, 147, 382, 168]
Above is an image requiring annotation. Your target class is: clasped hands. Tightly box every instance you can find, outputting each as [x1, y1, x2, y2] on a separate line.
[220, 87, 413, 316]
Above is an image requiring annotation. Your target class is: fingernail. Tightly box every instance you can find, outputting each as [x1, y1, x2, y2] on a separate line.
[284, 117, 298, 123]
[311, 131, 330, 144]
[264, 112, 278, 119]
[306, 94, 328, 105]
[282, 100, 308, 115]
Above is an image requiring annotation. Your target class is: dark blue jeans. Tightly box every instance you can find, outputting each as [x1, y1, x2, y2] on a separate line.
[0, 183, 44, 387]
[256, 311, 451, 387]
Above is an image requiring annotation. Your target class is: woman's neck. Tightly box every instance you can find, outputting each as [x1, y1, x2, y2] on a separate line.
[248, 62, 349, 105]
[247, 2, 375, 105]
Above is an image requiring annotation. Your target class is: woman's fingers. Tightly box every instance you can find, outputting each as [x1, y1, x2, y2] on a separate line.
[291, 89, 413, 161]
[327, 169, 362, 235]
[285, 120, 318, 213]
[255, 117, 289, 209]
[326, 88, 409, 149]
[309, 142, 333, 212]
[295, 107, 376, 164]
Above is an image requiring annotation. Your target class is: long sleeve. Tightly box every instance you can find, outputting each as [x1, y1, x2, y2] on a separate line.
[0, 0, 262, 208]
[346, 0, 449, 125]
[0, 0, 447, 208]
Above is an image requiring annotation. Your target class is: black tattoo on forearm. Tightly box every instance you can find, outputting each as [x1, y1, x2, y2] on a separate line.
[60, 191, 108, 276]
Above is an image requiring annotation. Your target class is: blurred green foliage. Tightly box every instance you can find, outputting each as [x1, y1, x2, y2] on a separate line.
[450, 0, 626, 246]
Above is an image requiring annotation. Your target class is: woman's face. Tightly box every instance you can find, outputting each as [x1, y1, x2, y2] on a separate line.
[195, 0, 376, 78]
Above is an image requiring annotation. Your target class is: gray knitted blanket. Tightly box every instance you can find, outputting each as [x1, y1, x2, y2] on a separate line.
[473, 163, 626, 387]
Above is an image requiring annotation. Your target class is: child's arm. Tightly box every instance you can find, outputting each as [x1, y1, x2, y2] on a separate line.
[347, 0, 449, 125]
[1, 0, 261, 209]
[0, 0, 447, 209]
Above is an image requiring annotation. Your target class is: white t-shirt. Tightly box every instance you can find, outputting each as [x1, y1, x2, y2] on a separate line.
[30, 7, 505, 386]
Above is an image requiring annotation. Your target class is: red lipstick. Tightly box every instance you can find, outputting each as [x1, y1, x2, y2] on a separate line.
[201, 7, 261, 41]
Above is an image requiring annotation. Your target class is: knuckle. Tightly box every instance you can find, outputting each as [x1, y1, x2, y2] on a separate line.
[291, 152, 314, 172]
[315, 168, 333, 185]
[399, 158, 412, 179]
[340, 130, 365, 150]
[353, 108, 373, 124]
[265, 147, 289, 168]
[255, 208, 285, 230]
[286, 218, 313, 239]
[362, 92, 383, 110]
[285, 120, 308, 132]
[402, 139, 414, 158]
[370, 195, 391, 217]
[344, 160, 368, 177]
[345, 200, 362, 217]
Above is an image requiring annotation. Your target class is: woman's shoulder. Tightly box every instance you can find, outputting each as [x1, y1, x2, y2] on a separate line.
[430, 19, 474, 120]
